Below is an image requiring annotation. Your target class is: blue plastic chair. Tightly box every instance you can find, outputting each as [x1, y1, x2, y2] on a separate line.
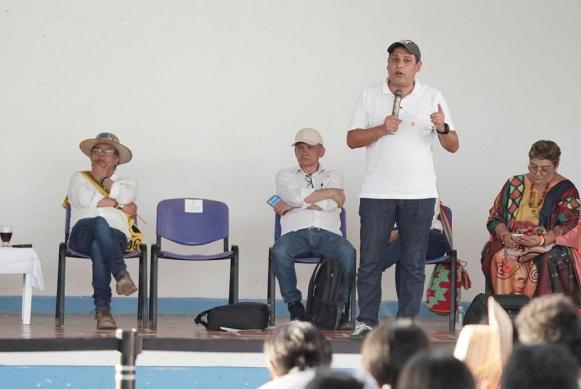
[55, 204, 148, 327]
[148, 198, 239, 328]
[266, 208, 356, 326]
[425, 206, 453, 265]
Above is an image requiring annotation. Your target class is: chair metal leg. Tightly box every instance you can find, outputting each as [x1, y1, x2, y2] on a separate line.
[349, 268, 357, 324]
[229, 245, 239, 304]
[137, 254, 143, 325]
[137, 244, 148, 327]
[267, 249, 276, 326]
[55, 243, 67, 326]
[449, 249, 458, 332]
[148, 246, 158, 329]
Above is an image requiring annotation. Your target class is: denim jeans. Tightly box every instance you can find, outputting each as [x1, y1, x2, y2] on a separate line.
[271, 228, 356, 308]
[68, 217, 128, 311]
[383, 229, 450, 304]
[357, 198, 435, 325]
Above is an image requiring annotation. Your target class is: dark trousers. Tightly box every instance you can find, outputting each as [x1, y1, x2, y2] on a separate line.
[383, 229, 450, 301]
[271, 228, 356, 307]
[357, 198, 435, 325]
[68, 217, 128, 311]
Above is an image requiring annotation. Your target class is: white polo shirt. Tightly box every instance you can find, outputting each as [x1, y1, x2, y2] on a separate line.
[276, 166, 342, 236]
[350, 79, 455, 199]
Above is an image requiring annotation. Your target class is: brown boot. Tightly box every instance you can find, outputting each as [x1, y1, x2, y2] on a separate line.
[95, 310, 117, 330]
[116, 273, 138, 296]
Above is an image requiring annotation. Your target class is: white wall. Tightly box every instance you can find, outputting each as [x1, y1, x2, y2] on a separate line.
[1, 0, 580, 302]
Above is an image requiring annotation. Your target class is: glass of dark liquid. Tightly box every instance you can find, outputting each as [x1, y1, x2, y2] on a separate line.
[0, 225, 12, 247]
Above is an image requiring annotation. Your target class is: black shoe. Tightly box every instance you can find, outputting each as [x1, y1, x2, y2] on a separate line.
[288, 301, 306, 321]
[337, 314, 354, 330]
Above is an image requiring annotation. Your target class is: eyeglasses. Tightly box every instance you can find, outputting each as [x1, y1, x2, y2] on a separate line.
[91, 147, 118, 156]
[305, 174, 314, 188]
[528, 162, 554, 175]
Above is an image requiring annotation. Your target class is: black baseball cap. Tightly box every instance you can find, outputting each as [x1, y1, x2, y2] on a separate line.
[387, 40, 421, 61]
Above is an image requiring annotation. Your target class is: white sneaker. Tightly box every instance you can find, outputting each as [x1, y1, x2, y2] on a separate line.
[350, 321, 373, 338]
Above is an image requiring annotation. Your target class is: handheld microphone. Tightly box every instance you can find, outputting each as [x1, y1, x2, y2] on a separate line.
[392, 89, 403, 117]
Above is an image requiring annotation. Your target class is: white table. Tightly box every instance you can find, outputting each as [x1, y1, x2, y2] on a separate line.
[0, 247, 45, 324]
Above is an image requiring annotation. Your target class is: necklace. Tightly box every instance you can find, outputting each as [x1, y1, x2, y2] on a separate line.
[528, 182, 550, 215]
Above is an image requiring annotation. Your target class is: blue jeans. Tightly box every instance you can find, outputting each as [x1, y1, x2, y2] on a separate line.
[271, 228, 356, 308]
[68, 217, 128, 311]
[383, 229, 450, 303]
[357, 198, 435, 325]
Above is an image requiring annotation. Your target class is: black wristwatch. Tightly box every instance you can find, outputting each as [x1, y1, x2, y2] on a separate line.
[436, 123, 450, 135]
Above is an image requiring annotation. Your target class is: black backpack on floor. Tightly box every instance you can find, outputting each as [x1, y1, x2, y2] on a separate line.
[306, 257, 343, 330]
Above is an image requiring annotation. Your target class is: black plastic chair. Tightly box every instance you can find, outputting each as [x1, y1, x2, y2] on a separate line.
[267, 208, 356, 326]
[55, 205, 148, 327]
[148, 198, 239, 328]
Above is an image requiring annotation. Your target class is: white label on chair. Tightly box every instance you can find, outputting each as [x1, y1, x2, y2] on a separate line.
[184, 199, 203, 213]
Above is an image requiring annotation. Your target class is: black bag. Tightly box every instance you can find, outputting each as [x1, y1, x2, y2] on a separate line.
[463, 293, 530, 326]
[194, 302, 269, 330]
[306, 257, 343, 330]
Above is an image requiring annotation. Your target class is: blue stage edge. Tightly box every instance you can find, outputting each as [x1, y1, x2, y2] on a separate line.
[0, 296, 466, 318]
[0, 365, 271, 389]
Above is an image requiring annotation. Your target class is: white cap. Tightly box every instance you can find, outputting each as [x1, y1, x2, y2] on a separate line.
[293, 128, 324, 146]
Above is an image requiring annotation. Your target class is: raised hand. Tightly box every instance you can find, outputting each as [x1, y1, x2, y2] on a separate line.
[430, 104, 446, 132]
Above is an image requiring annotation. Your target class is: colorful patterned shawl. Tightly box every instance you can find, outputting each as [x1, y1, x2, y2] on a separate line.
[482, 174, 580, 284]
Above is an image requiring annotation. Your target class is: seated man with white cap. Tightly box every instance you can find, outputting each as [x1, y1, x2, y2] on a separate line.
[67, 132, 139, 330]
[270, 128, 356, 325]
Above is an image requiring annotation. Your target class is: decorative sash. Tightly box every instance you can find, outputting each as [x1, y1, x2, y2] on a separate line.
[63, 172, 143, 252]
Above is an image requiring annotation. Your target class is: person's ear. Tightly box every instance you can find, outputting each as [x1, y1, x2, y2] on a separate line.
[319, 146, 326, 158]
[267, 359, 280, 379]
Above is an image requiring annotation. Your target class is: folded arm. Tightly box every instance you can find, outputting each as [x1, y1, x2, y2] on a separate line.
[68, 172, 137, 212]
[275, 169, 344, 214]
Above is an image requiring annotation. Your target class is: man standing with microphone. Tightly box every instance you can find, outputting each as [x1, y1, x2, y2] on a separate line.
[347, 40, 459, 337]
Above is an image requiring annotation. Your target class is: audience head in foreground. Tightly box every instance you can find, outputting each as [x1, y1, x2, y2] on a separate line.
[361, 319, 430, 388]
[260, 321, 332, 389]
[515, 293, 581, 377]
[501, 343, 577, 389]
[306, 370, 364, 389]
[515, 293, 580, 346]
[397, 351, 475, 389]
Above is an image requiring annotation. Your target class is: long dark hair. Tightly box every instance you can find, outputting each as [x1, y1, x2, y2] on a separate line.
[398, 351, 475, 389]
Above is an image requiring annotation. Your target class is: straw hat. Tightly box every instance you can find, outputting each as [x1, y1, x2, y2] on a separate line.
[79, 132, 132, 164]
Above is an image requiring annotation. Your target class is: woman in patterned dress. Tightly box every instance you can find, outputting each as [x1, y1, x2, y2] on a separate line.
[481, 140, 580, 302]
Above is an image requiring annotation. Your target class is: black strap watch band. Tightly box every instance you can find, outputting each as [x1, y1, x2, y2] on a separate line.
[436, 123, 450, 135]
